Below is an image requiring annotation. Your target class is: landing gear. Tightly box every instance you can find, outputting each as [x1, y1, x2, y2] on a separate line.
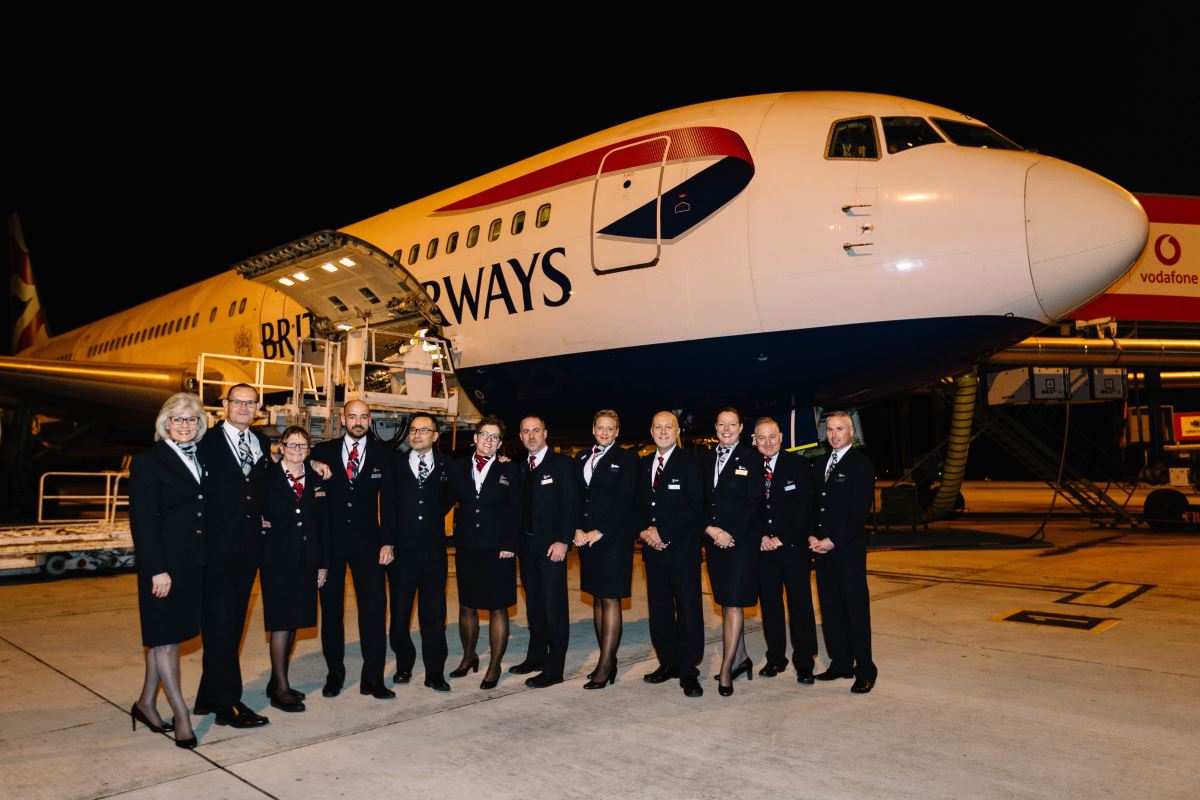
[1143, 488, 1190, 532]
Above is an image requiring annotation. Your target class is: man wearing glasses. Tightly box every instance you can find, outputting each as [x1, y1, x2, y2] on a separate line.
[381, 414, 454, 691]
[193, 383, 274, 728]
[311, 400, 396, 700]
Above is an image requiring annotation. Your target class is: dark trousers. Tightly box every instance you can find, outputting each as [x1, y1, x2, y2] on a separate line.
[196, 551, 258, 708]
[518, 536, 569, 677]
[319, 551, 387, 686]
[387, 546, 448, 676]
[815, 550, 876, 680]
[759, 547, 817, 670]
[644, 559, 704, 678]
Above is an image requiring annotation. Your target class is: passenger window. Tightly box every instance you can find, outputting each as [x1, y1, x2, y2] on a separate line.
[536, 204, 551, 228]
[408, 244, 420, 265]
[511, 211, 525, 235]
[826, 117, 879, 160]
[228, 301, 236, 317]
[446, 231, 459, 254]
[392, 249, 405, 263]
[427, 238, 439, 259]
[882, 117, 944, 154]
[467, 226, 480, 248]
[488, 219, 501, 242]
[167, 320, 175, 335]
[209, 307, 217, 323]
[238, 298, 247, 314]
[182, 316, 190, 331]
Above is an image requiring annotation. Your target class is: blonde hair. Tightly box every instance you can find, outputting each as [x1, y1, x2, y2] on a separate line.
[154, 393, 208, 442]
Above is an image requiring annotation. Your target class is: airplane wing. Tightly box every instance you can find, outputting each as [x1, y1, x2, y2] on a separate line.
[0, 355, 193, 413]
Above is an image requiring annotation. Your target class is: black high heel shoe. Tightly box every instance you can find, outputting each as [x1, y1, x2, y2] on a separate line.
[718, 678, 734, 697]
[266, 680, 305, 700]
[583, 672, 616, 690]
[175, 734, 198, 749]
[450, 654, 480, 678]
[131, 703, 174, 733]
[480, 673, 500, 690]
[716, 657, 754, 682]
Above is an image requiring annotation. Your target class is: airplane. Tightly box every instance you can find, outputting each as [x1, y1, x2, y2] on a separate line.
[1, 91, 1148, 446]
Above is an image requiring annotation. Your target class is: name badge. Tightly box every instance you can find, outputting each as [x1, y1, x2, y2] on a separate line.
[784, 483, 797, 492]
[314, 490, 326, 497]
[668, 484, 681, 490]
[540, 476, 554, 485]
[371, 473, 382, 479]
[734, 466, 749, 476]
[498, 476, 510, 486]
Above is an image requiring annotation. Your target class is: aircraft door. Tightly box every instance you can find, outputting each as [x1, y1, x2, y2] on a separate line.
[591, 136, 669, 274]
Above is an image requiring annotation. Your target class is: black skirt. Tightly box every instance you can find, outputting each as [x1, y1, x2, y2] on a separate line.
[137, 566, 202, 647]
[455, 548, 516, 610]
[260, 565, 318, 630]
[705, 540, 760, 608]
[579, 535, 634, 599]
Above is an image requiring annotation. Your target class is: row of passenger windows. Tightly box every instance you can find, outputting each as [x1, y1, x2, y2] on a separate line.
[826, 116, 1021, 161]
[86, 297, 249, 357]
[394, 204, 552, 267]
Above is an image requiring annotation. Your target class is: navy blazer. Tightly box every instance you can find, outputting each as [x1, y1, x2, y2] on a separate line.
[382, 450, 453, 549]
[310, 437, 392, 555]
[812, 447, 875, 555]
[521, 449, 580, 550]
[700, 441, 765, 542]
[762, 450, 814, 550]
[129, 440, 207, 576]
[196, 424, 272, 557]
[577, 443, 639, 544]
[260, 462, 330, 569]
[636, 448, 704, 567]
[447, 456, 522, 552]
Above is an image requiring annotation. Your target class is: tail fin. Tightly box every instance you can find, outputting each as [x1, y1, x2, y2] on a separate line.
[9, 213, 49, 354]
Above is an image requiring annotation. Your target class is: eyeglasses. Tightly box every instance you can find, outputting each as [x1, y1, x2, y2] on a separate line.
[410, 427, 436, 435]
[227, 398, 257, 407]
[169, 416, 199, 425]
[282, 442, 310, 451]
[476, 431, 501, 442]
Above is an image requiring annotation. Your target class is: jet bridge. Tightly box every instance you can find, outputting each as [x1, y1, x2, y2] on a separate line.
[211, 230, 481, 441]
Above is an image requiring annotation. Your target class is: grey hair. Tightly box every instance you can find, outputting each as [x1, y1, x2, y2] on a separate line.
[154, 392, 208, 442]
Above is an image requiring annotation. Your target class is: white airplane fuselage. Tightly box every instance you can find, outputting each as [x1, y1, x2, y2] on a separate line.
[14, 92, 1148, 430]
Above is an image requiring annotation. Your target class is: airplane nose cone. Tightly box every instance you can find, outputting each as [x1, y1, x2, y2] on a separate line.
[1025, 158, 1148, 320]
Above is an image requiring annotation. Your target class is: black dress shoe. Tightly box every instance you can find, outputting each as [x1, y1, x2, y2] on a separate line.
[681, 675, 703, 697]
[850, 677, 875, 694]
[758, 661, 788, 678]
[323, 671, 345, 698]
[214, 704, 269, 728]
[361, 682, 397, 699]
[270, 689, 306, 712]
[508, 661, 541, 675]
[815, 668, 855, 681]
[266, 680, 305, 700]
[448, 654, 479, 678]
[424, 674, 451, 692]
[524, 673, 563, 688]
[130, 703, 174, 733]
[643, 664, 679, 684]
[796, 670, 815, 685]
[393, 669, 412, 684]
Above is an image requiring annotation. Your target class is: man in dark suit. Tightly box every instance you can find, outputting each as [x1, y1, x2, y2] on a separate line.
[638, 410, 706, 697]
[311, 400, 395, 700]
[510, 415, 579, 688]
[193, 383, 273, 728]
[753, 417, 818, 684]
[810, 410, 877, 693]
[382, 413, 454, 691]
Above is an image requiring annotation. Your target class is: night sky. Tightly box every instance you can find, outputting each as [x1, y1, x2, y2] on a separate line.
[5, 24, 1199, 345]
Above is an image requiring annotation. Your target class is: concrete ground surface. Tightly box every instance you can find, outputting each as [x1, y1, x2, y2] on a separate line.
[1, 482, 1197, 800]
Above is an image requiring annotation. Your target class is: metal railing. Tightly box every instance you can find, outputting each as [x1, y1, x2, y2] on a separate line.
[38, 471, 129, 527]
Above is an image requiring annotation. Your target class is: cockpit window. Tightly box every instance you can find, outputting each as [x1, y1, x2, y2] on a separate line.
[826, 117, 879, 160]
[882, 117, 944, 154]
[930, 118, 1022, 150]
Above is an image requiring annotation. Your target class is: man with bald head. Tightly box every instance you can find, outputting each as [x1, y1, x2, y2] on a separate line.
[312, 400, 395, 700]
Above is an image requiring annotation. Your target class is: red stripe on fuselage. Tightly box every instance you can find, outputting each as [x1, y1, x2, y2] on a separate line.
[1071, 293, 1200, 323]
[435, 126, 752, 213]
[1136, 194, 1200, 225]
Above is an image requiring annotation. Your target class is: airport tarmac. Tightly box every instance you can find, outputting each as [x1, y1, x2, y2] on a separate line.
[1, 482, 1197, 800]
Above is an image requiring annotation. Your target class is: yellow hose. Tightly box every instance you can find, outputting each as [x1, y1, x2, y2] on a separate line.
[918, 371, 977, 522]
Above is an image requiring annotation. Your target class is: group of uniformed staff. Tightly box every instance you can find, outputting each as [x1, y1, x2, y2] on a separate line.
[128, 385, 877, 749]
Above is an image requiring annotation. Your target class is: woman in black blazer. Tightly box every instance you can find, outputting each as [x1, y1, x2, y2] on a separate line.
[445, 417, 521, 690]
[129, 392, 208, 749]
[259, 426, 329, 712]
[573, 410, 639, 689]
